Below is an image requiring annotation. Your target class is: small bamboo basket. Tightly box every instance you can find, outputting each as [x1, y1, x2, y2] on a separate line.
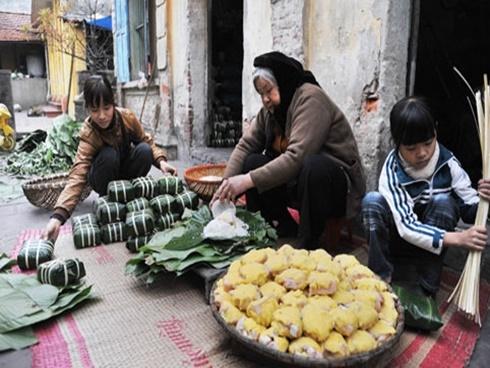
[183, 163, 226, 202]
[22, 173, 92, 210]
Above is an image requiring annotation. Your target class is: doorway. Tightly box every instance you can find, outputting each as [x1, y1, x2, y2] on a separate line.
[411, 0, 490, 187]
[208, 0, 243, 148]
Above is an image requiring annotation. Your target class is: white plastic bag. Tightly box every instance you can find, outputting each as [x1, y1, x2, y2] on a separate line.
[203, 201, 248, 240]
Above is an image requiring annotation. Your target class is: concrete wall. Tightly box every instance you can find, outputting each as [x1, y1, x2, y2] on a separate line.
[241, 0, 413, 190]
[120, 85, 161, 137]
[165, 0, 209, 161]
[242, 0, 305, 126]
[167, 0, 191, 160]
[188, 0, 208, 149]
[271, 0, 304, 62]
[242, 0, 273, 124]
[305, 0, 412, 189]
[11, 78, 48, 109]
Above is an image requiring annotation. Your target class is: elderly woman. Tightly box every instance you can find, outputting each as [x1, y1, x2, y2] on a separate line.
[213, 52, 365, 248]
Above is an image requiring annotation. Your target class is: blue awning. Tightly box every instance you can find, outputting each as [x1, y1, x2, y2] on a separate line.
[85, 15, 112, 31]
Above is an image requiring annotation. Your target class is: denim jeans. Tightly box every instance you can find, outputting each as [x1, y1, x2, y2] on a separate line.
[361, 191, 459, 295]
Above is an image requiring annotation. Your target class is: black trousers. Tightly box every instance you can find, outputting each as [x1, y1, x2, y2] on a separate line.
[88, 142, 153, 195]
[243, 153, 347, 248]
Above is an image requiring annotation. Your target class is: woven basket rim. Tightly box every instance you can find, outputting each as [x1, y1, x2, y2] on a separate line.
[22, 172, 70, 190]
[184, 163, 227, 184]
[21, 172, 91, 209]
[210, 273, 405, 367]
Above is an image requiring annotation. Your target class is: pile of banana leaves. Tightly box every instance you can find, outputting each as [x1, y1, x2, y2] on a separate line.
[0, 272, 92, 351]
[125, 206, 277, 284]
[5, 114, 83, 176]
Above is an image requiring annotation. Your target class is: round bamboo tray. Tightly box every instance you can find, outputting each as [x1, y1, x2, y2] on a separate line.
[210, 276, 404, 368]
[22, 173, 92, 210]
[183, 163, 226, 202]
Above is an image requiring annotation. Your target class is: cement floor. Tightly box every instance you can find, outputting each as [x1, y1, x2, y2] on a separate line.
[1, 115, 489, 367]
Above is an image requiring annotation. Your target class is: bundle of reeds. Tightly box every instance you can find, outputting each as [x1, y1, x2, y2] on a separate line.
[448, 72, 490, 325]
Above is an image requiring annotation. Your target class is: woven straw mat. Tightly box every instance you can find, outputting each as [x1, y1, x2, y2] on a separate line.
[35, 233, 257, 368]
[15, 228, 490, 368]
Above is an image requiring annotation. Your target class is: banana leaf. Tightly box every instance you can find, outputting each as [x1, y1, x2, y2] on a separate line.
[392, 284, 443, 331]
[0, 327, 37, 351]
[168, 253, 232, 274]
[152, 244, 218, 263]
[0, 273, 92, 341]
[4, 115, 82, 176]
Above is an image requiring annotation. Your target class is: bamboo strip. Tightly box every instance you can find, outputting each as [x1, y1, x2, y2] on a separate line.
[448, 75, 490, 325]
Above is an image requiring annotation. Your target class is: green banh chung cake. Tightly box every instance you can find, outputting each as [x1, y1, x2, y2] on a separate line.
[37, 258, 86, 287]
[150, 194, 175, 214]
[157, 176, 183, 195]
[17, 239, 54, 270]
[73, 224, 101, 248]
[101, 222, 128, 244]
[126, 197, 151, 213]
[132, 177, 158, 198]
[107, 180, 135, 203]
[96, 202, 127, 225]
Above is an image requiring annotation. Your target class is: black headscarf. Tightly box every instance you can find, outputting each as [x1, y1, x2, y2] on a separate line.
[253, 51, 320, 129]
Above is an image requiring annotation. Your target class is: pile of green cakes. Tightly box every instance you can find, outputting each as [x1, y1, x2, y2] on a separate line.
[72, 176, 199, 253]
[15, 238, 86, 287]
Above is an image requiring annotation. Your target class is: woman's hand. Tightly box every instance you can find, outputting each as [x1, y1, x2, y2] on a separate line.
[160, 161, 177, 176]
[478, 178, 490, 201]
[445, 225, 487, 251]
[42, 218, 62, 244]
[211, 174, 254, 204]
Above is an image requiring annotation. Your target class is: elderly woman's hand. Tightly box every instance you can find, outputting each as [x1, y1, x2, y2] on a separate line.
[212, 174, 254, 204]
[478, 178, 490, 201]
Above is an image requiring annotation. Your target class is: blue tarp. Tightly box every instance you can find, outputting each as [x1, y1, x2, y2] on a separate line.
[85, 15, 112, 31]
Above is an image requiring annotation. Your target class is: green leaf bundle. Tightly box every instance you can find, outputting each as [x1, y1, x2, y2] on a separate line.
[4, 114, 83, 176]
[125, 206, 277, 283]
[0, 273, 92, 352]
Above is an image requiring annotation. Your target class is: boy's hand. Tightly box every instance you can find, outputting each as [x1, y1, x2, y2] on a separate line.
[458, 225, 487, 251]
[478, 178, 490, 201]
[160, 161, 177, 176]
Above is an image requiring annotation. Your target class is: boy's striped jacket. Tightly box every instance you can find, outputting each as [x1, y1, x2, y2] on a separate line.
[379, 143, 478, 254]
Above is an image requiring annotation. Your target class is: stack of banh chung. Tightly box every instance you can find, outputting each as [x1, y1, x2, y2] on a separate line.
[72, 176, 199, 253]
[72, 213, 101, 248]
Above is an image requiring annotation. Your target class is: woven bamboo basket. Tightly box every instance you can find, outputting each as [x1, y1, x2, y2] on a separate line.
[183, 163, 226, 202]
[22, 173, 92, 210]
[210, 276, 404, 368]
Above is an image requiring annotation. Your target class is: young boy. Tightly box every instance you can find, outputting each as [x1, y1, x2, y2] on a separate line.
[362, 96, 490, 296]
